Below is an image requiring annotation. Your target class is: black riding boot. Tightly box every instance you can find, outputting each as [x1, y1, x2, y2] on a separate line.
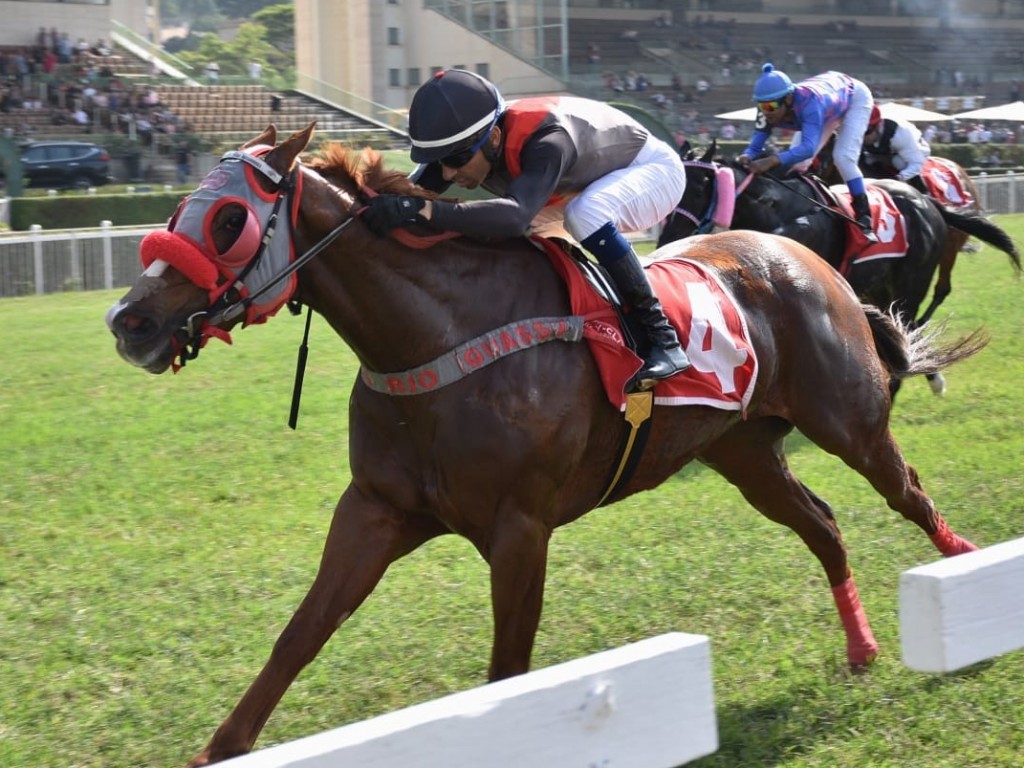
[606, 252, 691, 388]
[906, 175, 928, 195]
[850, 192, 879, 244]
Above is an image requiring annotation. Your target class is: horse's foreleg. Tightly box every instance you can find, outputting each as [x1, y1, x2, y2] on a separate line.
[699, 418, 879, 667]
[485, 510, 552, 681]
[186, 486, 440, 767]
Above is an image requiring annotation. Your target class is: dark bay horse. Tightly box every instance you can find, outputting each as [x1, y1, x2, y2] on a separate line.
[106, 125, 987, 766]
[659, 143, 1018, 395]
[660, 142, 1019, 331]
[819, 142, 1019, 330]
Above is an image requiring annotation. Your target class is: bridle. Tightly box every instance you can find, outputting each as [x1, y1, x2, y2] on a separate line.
[670, 160, 722, 235]
[164, 149, 357, 370]
[669, 159, 754, 236]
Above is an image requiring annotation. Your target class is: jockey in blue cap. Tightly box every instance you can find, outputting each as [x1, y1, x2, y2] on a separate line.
[363, 69, 692, 388]
[738, 63, 878, 244]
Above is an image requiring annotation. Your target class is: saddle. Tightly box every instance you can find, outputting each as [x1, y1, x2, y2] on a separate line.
[792, 175, 910, 276]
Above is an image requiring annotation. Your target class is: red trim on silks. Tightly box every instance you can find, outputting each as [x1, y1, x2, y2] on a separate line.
[140, 230, 219, 290]
[929, 516, 979, 557]
[831, 578, 879, 667]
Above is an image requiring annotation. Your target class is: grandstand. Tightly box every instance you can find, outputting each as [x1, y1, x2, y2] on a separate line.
[3, 0, 1024, 187]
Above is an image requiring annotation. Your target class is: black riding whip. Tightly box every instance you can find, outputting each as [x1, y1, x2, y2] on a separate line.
[288, 305, 313, 430]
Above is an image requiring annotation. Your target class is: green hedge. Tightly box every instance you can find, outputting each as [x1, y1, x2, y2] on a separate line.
[10, 191, 182, 231]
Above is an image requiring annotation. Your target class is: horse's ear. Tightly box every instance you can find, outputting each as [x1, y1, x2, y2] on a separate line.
[244, 125, 277, 149]
[269, 122, 316, 173]
[678, 139, 693, 160]
[700, 141, 715, 163]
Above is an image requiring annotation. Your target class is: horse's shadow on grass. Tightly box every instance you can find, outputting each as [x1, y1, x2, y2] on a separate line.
[684, 660, 996, 767]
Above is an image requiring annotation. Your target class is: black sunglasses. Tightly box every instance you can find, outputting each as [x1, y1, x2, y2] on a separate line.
[439, 128, 493, 169]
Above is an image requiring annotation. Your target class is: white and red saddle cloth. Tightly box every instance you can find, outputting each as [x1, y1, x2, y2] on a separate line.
[541, 239, 758, 415]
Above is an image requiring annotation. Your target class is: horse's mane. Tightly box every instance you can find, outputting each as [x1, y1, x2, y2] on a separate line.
[307, 143, 437, 199]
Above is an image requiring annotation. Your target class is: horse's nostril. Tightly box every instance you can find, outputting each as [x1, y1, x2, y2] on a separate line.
[121, 314, 147, 333]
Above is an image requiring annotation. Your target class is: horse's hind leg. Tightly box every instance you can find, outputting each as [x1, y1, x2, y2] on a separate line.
[699, 417, 879, 667]
[796, 404, 978, 559]
[187, 485, 443, 767]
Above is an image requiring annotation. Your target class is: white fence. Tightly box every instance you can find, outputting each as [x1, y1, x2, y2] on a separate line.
[0, 221, 159, 298]
[219, 632, 718, 768]
[900, 536, 1024, 673]
[1, 172, 1022, 299]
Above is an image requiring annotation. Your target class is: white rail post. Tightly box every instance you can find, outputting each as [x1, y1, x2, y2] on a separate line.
[30, 224, 44, 295]
[1008, 171, 1017, 214]
[102, 220, 114, 290]
[69, 231, 81, 290]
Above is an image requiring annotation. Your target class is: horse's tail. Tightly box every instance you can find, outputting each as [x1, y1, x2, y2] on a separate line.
[932, 202, 1022, 273]
[864, 303, 989, 381]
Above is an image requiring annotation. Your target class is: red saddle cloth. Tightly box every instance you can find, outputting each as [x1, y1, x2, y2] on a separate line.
[537, 238, 758, 415]
[922, 157, 975, 209]
[829, 185, 910, 272]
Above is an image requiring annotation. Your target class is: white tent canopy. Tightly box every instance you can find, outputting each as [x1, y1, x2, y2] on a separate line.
[714, 107, 758, 121]
[877, 102, 954, 122]
[715, 101, 953, 122]
[953, 101, 1024, 121]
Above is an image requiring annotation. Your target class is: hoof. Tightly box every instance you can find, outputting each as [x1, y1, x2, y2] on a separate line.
[848, 643, 880, 669]
[928, 373, 947, 396]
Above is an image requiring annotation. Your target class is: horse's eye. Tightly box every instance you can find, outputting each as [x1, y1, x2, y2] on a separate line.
[226, 213, 246, 231]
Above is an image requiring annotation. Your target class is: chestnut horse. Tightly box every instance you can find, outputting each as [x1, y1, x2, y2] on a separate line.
[106, 125, 986, 766]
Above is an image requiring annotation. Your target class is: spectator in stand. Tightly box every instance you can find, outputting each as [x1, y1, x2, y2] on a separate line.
[922, 124, 938, 144]
[71, 106, 89, 129]
[860, 105, 930, 193]
[175, 141, 191, 184]
[56, 33, 72, 64]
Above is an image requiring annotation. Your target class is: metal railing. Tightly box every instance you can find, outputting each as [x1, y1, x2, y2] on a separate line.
[0, 222, 157, 298]
[1, 172, 1020, 298]
[293, 74, 408, 137]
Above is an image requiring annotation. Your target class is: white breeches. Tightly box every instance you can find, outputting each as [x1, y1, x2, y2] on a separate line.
[562, 135, 685, 241]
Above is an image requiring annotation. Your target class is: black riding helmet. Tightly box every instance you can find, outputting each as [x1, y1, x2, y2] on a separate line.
[408, 69, 505, 164]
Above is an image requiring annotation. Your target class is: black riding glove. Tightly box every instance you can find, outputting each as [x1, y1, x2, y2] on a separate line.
[362, 195, 426, 236]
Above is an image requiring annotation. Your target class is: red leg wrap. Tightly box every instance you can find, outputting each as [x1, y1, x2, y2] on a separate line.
[929, 516, 979, 557]
[831, 578, 879, 666]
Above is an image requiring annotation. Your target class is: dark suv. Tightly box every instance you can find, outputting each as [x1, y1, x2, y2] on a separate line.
[20, 141, 113, 189]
